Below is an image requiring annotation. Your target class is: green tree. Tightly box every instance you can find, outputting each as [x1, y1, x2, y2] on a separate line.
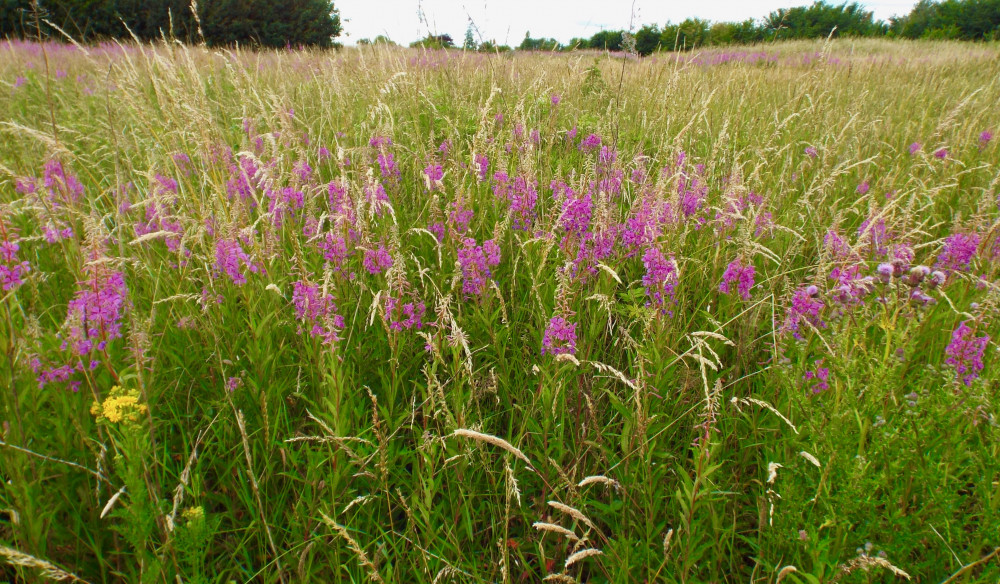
[463, 23, 476, 50]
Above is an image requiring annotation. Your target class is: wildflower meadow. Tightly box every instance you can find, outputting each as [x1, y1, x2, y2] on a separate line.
[1, 37, 999, 582]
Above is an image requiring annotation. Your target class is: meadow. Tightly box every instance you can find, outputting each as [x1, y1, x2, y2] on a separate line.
[0, 37, 999, 583]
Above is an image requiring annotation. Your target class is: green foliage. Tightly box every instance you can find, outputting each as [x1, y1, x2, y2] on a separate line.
[0, 0, 342, 47]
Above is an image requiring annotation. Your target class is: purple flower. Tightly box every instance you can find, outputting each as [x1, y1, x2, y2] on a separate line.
[363, 244, 394, 275]
[719, 259, 755, 301]
[294, 160, 313, 182]
[909, 142, 922, 155]
[0, 235, 30, 291]
[474, 154, 489, 181]
[541, 316, 577, 356]
[579, 133, 601, 153]
[876, 262, 894, 283]
[385, 295, 425, 332]
[642, 247, 679, 315]
[937, 232, 979, 273]
[856, 181, 870, 195]
[804, 146, 818, 158]
[945, 321, 989, 386]
[424, 164, 444, 183]
[215, 239, 256, 285]
[803, 359, 830, 393]
[551, 94, 561, 106]
[934, 147, 948, 159]
[65, 268, 128, 356]
[783, 286, 825, 340]
[979, 130, 993, 147]
[14, 75, 27, 88]
[291, 280, 344, 346]
[457, 237, 501, 297]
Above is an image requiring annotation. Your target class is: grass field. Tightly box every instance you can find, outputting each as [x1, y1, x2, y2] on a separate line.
[1, 37, 999, 583]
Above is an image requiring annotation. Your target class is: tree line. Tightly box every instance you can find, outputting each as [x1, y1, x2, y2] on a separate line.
[392, 0, 998, 54]
[0, 0, 342, 47]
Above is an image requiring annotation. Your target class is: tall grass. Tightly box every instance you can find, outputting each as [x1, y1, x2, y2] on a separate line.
[0, 37, 999, 582]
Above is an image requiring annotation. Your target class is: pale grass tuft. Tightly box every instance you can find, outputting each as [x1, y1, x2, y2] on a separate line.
[0, 545, 91, 583]
[451, 429, 532, 468]
[731, 396, 799, 434]
[543, 573, 578, 583]
[564, 548, 603, 568]
[767, 462, 783, 484]
[577, 475, 621, 491]
[799, 451, 822, 467]
[776, 565, 798, 582]
[532, 522, 580, 541]
[831, 555, 911, 581]
[663, 528, 674, 556]
[548, 501, 596, 531]
[320, 512, 385, 583]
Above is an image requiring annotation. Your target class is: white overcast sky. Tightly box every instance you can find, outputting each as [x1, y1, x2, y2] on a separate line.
[336, 0, 918, 45]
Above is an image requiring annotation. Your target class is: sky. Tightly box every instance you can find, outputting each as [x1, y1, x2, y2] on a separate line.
[335, 0, 919, 46]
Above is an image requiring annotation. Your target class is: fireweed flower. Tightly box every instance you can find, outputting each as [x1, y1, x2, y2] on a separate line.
[363, 244, 394, 275]
[782, 286, 825, 340]
[43, 159, 85, 204]
[803, 359, 830, 393]
[493, 173, 538, 230]
[937, 232, 979, 273]
[214, 239, 257, 285]
[828, 265, 874, 308]
[291, 280, 344, 346]
[945, 320, 989, 386]
[642, 247, 679, 315]
[385, 295, 426, 332]
[457, 238, 501, 297]
[579, 133, 601, 153]
[719, 259, 755, 301]
[65, 266, 128, 356]
[0, 228, 30, 291]
[424, 163, 444, 183]
[448, 202, 474, 236]
[474, 154, 489, 181]
[541, 315, 577, 356]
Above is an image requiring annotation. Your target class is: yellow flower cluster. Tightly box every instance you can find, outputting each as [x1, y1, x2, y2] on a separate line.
[90, 386, 148, 425]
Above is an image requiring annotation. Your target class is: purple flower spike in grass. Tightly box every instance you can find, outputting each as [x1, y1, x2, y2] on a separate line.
[719, 259, 755, 301]
[945, 321, 989, 386]
[936, 232, 979, 273]
[541, 315, 577, 356]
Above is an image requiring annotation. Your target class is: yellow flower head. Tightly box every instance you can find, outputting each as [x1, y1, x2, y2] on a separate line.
[91, 386, 148, 425]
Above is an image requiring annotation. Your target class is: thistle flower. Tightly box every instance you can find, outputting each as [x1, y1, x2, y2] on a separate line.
[979, 130, 993, 148]
[934, 147, 948, 159]
[804, 146, 818, 158]
[908, 142, 921, 155]
[550, 94, 561, 106]
[719, 259, 755, 301]
[945, 321, 989, 386]
[856, 181, 870, 195]
[541, 316, 577, 356]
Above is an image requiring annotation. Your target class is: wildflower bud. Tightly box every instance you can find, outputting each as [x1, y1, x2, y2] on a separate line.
[876, 263, 893, 283]
[891, 259, 906, 277]
[928, 270, 946, 288]
[906, 265, 929, 287]
[805, 284, 819, 297]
